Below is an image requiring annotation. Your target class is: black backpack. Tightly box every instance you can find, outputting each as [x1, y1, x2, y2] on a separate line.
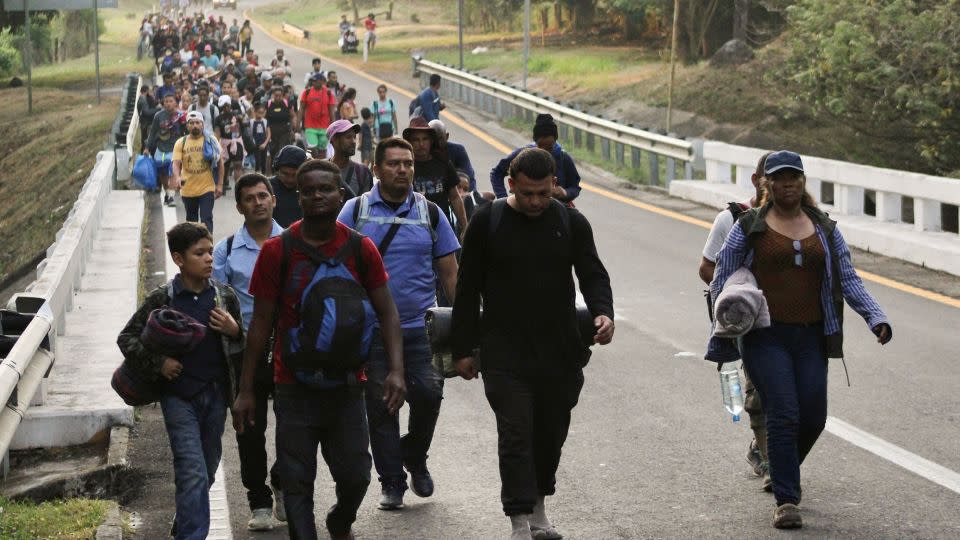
[409, 96, 422, 118]
[278, 229, 376, 388]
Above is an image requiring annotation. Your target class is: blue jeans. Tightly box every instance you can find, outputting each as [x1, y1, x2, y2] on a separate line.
[160, 382, 227, 540]
[741, 322, 828, 506]
[274, 385, 371, 538]
[183, 191, 215, 233]
[366, 326, 444, 483]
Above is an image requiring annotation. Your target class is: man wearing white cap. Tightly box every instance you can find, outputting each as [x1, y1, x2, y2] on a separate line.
[327, 119, 373, 198]
[173, 111, 223, 233]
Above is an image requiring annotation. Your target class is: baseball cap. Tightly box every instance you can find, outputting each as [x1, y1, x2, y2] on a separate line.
[204, 44, 212, 51]
[186, 111, 204, 123]
[327, 119, 361, 139]
[217, 95, 232, 108]
[310, 71, 326, 82]
[272, 145, 308, 171]
[764, 150, 805, 175]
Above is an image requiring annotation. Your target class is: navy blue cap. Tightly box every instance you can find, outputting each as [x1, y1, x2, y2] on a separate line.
[272, 145, 308, 172]
[764, 150, 804, 175]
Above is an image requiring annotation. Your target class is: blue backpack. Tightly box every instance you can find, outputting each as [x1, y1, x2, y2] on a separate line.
[279, 228, 376, 388]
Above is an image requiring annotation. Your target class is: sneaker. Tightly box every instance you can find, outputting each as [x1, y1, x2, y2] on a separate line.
[271, 484, 286, 522]
[164, 195, 175, 207]
[773, 503, 802, 529]
[746, 439, 765, 477]
[405, 461, 434, 498]
[247, 508, 273, 531]
[762, 473, 773, 492]
[378, 478, 406, 510]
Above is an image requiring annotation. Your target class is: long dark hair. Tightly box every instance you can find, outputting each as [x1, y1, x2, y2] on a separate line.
[337, 87, 357, 116]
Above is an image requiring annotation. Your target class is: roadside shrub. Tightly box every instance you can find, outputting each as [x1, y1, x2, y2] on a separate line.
[782, 0, 960, 174]
[0, 29, 21, 77]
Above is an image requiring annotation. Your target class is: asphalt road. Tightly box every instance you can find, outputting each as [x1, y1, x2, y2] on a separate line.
[154, 4, 960, 538]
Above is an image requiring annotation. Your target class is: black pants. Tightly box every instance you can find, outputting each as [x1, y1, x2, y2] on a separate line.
[235, 372, 279, 511]
[274, 385, 371, 538]
[482, 369, 584, 516]
[254, 147, 267, 174]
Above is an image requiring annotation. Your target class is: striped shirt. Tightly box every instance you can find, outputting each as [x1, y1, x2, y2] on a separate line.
[705, 219, 889, 363]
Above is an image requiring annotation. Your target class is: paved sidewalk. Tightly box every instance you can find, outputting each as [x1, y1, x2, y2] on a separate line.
[12, 190, 144, 449]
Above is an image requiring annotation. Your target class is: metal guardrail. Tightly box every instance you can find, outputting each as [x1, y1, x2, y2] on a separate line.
[413, 56, 697, 184]
[282, 21, 309, 39]
[0, 150, 117, 470]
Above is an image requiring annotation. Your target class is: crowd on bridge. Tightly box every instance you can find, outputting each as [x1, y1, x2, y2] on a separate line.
[119, 7, 893, 540]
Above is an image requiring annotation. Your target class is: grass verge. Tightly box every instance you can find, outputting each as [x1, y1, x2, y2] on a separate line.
[251, 1, 933, 175]
[29, 0, 154, 88]
[0, 496, 109, 540]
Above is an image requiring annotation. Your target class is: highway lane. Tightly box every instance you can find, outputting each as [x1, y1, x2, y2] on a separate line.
[173, 5, 960, 537]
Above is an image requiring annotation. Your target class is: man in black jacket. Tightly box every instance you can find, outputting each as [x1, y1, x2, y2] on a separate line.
[450, 147, 615, 540]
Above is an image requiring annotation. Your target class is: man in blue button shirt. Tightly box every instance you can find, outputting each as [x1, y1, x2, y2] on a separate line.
[417, 74, 445, 121]
[338, 137, 460, 511]
[213, 173, 285, 531]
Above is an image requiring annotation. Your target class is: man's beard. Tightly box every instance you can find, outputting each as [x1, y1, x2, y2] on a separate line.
[190, 128, 202, 136]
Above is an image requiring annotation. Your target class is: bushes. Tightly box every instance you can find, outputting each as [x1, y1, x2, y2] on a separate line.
[0, 28, 21, 78]
[783, 0, 960, 174]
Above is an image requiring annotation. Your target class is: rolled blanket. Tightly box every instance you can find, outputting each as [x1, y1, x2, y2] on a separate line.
[713, 267, 771, 338]
[140, 308, 207, 358]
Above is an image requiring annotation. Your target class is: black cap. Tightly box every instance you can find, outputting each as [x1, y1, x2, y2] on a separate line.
[272, 145, 308, 172]
[533, 113, 558, 140]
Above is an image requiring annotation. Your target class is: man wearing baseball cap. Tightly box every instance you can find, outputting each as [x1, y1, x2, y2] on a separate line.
[299, 73, 337, 158]
[327, 119, 373, 198]
[173, 111, 223, 233]
[268, 145, 309, 228]
[200, 44, 220, 71]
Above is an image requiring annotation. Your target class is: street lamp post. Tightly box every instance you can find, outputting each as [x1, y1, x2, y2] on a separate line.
[522, 0, 530, 90]
[458, 0, 464, 69]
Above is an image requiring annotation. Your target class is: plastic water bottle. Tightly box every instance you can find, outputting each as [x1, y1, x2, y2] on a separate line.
[719, 362, 744, 422]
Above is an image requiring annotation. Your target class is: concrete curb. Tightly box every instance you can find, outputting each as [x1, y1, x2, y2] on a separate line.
[95, 500, 124, 540]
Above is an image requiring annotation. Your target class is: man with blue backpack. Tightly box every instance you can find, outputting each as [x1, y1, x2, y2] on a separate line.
[233, 159, 406, 540]
[338, 137, 461, 511]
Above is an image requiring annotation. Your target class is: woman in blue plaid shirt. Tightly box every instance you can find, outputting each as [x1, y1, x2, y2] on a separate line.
[706, 150, 892, 530]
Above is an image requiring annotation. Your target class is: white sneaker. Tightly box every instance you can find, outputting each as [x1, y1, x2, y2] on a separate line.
[247, 508, 273, 531]
[510, 515, 533, 540]
[271, 484, 287, 522]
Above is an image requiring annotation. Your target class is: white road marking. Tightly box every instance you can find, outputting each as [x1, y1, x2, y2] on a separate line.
[826, 416, 960, 495]
[208, 460, 234, 540]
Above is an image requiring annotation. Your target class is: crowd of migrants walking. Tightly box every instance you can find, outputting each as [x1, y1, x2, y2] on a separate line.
[122, 6, 892, 540]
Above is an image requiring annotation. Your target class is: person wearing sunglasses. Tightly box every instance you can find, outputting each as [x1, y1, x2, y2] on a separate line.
[706, 150, 892, 530]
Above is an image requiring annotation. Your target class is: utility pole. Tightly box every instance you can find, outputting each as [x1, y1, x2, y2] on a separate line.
[666, 0, 679, 131]
[94, 0, 101, 105]
[522, 0, 530, 90]
[25, 0, 32, 114]
[458, 0, 464, 69]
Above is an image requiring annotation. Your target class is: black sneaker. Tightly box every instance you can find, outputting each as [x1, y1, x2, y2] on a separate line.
[405, 461, 434, 498]
[378, 478, 406, 510]
[164, 195, 175, 207]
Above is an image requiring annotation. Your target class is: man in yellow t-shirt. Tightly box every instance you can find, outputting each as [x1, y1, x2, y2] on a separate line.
[173, 111, 224, 233]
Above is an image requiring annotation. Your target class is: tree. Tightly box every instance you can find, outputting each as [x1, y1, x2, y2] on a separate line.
[733, 0, 749, 41]
[783, 0, 960, 174]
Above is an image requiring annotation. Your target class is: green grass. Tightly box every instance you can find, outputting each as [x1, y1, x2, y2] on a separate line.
[29, 0, 154, 88]
[0, 496, 109, 540]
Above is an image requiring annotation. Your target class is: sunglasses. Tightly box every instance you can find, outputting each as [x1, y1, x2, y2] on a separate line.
[792, 240, 803, 267]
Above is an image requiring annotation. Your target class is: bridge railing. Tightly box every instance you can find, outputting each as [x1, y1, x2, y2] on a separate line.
[702, 140, 960, 235]
[0, 150, 117, 467]
[412, 56, 697, 186]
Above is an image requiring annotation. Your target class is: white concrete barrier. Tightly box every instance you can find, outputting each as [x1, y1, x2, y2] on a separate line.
[671, 141, 960, 276]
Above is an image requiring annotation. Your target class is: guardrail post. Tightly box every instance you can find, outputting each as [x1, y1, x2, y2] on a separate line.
[914, 198, 942, 232]
[838, 185, 865, 216]
[601, 137, 612, 160]
[685, 161, 694, 179]
[705, 159, 732, 183]
[631, 147, 641, 170]
[573, 128, 582, 148]
[876, 192, 902, 222]
[495, 97, 503, 117]
[666, 157, 676, 184]
[615, 143, 624, 167]
[559, 124, 569, 144]
[586, 133, 595, 153]
[648, 152, 660, 186]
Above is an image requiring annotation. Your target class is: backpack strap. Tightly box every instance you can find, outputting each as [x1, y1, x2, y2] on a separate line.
[225, 234, 235, 258]
[353, 192, 371, 230]
[488, 198, 507, 240]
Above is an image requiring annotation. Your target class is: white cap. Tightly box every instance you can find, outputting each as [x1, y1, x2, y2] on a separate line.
[186, 111, 204, 123]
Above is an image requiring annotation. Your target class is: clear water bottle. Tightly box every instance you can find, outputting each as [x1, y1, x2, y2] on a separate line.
[719, 362, 744, 422]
